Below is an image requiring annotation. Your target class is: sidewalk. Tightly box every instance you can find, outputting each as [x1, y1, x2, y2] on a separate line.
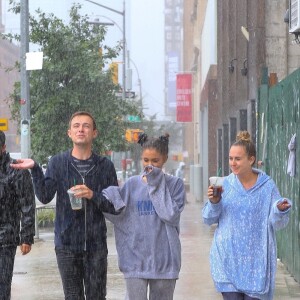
[11, 193, 300, 299]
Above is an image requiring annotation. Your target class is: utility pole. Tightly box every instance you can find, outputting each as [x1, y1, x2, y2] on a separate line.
[127, 51, 143, 110]
[20, 0, 30, 158]
[85, 0, 126, 101]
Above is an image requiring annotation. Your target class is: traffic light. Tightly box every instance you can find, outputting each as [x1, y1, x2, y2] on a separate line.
[132, 129, 142, 142]
[125, 129, 143, 143]
[109, 62, 118, 85]
[125, 129, 132, 142]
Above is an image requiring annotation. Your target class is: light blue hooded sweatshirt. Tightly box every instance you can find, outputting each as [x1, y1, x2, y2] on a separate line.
[103, 166, 186, 280]
[202, 169, 291, 300]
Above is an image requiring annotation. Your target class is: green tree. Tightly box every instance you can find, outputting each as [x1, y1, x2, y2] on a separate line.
[4, 2, 140, 163]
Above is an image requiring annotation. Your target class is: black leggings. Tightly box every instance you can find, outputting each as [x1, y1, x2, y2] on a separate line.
[222, 292, 260, 300]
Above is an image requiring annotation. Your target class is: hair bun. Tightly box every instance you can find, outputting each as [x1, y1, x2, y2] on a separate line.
[236, 131, 251, 143]
[159, 133, 170, 144]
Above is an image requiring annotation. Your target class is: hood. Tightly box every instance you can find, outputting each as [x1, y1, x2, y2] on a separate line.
[226, 168, 270, 195]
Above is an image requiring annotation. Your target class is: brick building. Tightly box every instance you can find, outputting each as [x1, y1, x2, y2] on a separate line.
[181, 0, 300, 200]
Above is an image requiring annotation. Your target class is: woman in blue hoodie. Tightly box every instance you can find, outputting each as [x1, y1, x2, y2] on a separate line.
[103, 133, 186, 300]
[202, 131, 292, 300]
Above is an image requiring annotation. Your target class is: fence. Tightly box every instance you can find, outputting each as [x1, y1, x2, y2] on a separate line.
[35, 204, 56, 239]
[257, 67, 300, 281]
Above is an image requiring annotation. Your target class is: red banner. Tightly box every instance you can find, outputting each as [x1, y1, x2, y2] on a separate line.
[176, 73, 192, 122]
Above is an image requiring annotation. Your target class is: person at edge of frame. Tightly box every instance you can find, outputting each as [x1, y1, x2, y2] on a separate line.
[0, 130, 35, 300]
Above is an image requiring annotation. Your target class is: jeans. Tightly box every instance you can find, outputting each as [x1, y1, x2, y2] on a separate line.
[55, 248, 107, 300]
[0, 246, 17, 300]
[222, 292, 260, 300]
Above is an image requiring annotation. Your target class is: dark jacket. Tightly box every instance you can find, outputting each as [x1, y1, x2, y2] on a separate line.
[0, 152, 35, 247]
[31, 150, 118, 253]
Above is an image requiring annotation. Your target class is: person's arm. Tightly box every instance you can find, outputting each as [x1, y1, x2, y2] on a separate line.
[269, 199, 291, 231]
[91, 189, 125, 214]
[15, 169, 35, 253]
[202, 199, 222, 225]
[146, 166, 185, 227]
[202, 183, 223, 225]
[268, 184, 292, 230]
[11, 158, 57, 204]
[102, 185, 127, 223]
[267, 183, 291, 230]
[78, 159, 125, 214]
[31, 160, 57, 204]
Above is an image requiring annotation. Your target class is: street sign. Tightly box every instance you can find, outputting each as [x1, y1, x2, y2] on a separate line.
[127, 115, 141, 122]
[115, 91, 136, 99]
[126, 91, 135, 98]
[0, 119, 8, 131]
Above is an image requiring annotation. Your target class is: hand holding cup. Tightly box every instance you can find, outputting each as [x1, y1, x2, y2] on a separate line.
[67, 188, 83, 210]
[67, 184, 94, 210]
[208, 176, 225, 203]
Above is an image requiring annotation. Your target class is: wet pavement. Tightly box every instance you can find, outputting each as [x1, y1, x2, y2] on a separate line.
[11, 193, 300, 299]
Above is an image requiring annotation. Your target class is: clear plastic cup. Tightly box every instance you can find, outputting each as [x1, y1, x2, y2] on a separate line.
[67, 189, 82, 210]
[209, 176, 225, 198]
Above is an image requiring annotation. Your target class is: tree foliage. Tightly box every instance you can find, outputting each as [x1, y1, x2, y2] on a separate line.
[5, 2, 140, 163]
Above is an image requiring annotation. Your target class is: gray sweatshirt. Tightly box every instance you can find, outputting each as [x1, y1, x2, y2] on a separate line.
[103, 166, 186, 279]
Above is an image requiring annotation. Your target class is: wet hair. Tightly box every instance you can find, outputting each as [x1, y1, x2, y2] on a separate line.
[232, 131, 256, 164]
[69, 111, 97, 130]
[137, 133, 170, 156]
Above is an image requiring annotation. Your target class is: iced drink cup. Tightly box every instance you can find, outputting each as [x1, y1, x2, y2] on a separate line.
[67, 189, 82, 210]
[209, 176, 225, 198]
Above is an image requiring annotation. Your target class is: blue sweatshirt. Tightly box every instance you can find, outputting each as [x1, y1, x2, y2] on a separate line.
[202, 169, 292, 300]
[103, 166, 186, 279]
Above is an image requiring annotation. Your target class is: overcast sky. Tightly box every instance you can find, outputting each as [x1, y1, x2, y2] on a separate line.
[2, 0, 165, 120]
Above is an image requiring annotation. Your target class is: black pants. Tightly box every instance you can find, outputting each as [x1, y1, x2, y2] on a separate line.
[0, 246, 17, 300]
[222, 292, 260, 300]
[55, 248, 107, 300]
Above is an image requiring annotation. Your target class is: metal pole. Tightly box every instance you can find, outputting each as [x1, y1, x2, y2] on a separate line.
[122, 0, 126, 100]
[122, 0, 126, 101]
[20, 0, 30, 158]
[84, 0, 126, 100]
[121, 0, 126, 182]
[129, 57, 142, 107]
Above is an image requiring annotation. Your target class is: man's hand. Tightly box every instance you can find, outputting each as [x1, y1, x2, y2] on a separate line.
[10, 158, 35, 169]
[72, 185, 94, 200]
[20, 243, 31, 255]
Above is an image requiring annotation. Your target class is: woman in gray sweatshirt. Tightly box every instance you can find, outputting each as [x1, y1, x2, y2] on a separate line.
[103, 133, 186, 300]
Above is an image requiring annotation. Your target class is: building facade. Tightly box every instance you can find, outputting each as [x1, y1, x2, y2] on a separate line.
[0, 0, 20, 152]
[181, 0, 300, 201]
